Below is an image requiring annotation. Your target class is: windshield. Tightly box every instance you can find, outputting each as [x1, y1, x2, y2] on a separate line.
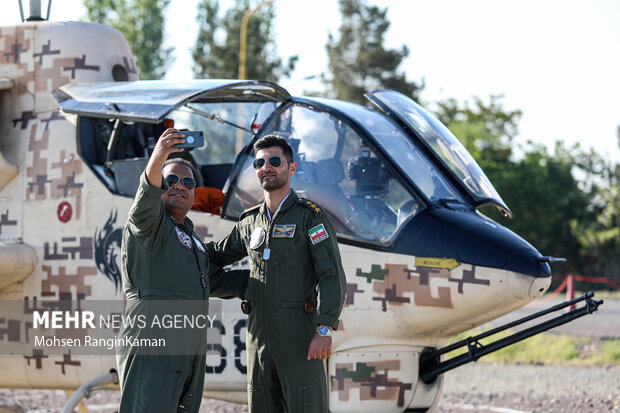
[310, 98, 464, 203]
[225, 103, 426, 244]
[171, 101, 265, 164]
[75, 100, 272, 198]
[367, 90, 507, 210]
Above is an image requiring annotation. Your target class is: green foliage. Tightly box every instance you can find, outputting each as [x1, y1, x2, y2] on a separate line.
[446, 330, 619, 365]
[83, 0, 172, 80]
[192, 0, 297, 81]
[434, 96, 606, 276]
[325, 0, 422, 104]
[570, 150, 620, 278]
[589, 340, 620, 365]
[434, 95, 522, 155]
[486, 142, 595, 274]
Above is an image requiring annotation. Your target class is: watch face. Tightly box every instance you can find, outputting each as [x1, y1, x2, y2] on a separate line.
[318, 325, 329, 336]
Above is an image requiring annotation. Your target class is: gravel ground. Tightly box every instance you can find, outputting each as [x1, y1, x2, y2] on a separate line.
[0, 363, 617, 412]
[437, 362, 619, 412]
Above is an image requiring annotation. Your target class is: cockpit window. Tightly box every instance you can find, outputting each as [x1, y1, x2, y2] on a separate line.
[77, 101, 268, 197]
[367, 90, 507, 210]
[225, 104, 424, 244]
[169, 101, 262, 164]
[322, 99, 465, 203]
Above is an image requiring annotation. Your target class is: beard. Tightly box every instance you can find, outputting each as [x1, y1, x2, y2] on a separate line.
[260, 169, 288, 191]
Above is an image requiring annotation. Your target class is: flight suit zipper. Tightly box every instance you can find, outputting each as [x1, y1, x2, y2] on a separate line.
[263, 191, 291, 261]
[263, 217, 274, 261]
[178, 223, 208, 294]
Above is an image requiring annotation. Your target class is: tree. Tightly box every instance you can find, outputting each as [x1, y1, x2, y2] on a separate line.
[83, 0, 172, 80]
[435, 95, 521, 156]
[325, 0, 422, 105]
[192, 0, 297, 81]
[435, 97, 595, 276]
[571, 147, 620, 281]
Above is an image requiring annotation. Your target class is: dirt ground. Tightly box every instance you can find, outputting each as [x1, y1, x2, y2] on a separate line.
[0, 362, 618, 412]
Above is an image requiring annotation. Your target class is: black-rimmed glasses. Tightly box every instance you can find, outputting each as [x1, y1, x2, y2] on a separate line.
[165, 174, 196, 190]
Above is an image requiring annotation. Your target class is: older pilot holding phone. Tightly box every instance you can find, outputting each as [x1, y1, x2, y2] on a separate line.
[116, 128, 246, 412]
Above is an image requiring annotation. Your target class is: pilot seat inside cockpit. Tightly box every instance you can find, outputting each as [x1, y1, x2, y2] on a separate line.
[294, 157, 355, 234]
[293, 146, 397, 240]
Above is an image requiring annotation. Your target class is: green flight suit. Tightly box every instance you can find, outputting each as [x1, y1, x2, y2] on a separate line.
[116, 172, 246, 413]
[210, 190, 347, 413]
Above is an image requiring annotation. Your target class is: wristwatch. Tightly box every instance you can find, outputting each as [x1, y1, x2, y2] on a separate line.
[317, 325, 332, 337]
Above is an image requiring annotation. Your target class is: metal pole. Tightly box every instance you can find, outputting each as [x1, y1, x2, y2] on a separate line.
[420, 294, 603, 383]
[236, 0, 274, 154]
[423, 292, 594, 361]
[238, 0, 274, 80]
[567, 275, 576, 311]
[61, 371, 118, 413]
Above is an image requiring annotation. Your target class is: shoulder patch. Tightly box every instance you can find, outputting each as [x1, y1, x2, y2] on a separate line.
[240, 203, 262, 219]
[298, 198, 323, 216]
[308, 223, 329, 245]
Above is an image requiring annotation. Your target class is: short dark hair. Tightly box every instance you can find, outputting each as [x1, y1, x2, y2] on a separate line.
[253, 134, 293, 161]
[162, 158, 197, 180]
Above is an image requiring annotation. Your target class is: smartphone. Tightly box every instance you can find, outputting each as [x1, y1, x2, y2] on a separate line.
[173, 130, 204, 148]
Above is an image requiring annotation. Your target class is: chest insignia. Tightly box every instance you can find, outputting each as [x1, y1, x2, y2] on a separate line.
[273, 224, 296, 238]
[249, 227, 266, 249]
[193, 236, 206, 253]
[308, 223, 329, 245]
[175, 227, 193, 249]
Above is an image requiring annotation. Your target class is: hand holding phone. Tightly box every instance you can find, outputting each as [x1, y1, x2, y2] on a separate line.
[173, 131, 204, 148]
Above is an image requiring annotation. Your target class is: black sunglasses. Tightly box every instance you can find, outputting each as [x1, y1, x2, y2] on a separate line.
[252, 156, 290, 170]
[165, 174, 196, 190]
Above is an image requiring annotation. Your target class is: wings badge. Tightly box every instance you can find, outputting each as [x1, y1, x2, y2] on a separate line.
[273, 224, 296, 238]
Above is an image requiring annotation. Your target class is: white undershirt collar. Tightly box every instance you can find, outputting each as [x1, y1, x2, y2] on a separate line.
[266, 189, 292, 221]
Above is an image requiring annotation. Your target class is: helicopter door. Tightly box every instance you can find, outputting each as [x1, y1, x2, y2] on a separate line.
[53, 79, 290, 122]
[54, 80, 290, 198]
[223, 103, 424, 245]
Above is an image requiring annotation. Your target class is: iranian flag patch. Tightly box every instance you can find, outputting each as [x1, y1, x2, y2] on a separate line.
[308, 223, 329, 245]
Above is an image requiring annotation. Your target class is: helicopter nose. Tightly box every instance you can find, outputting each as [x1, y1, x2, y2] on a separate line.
[505, 257, 552, 300]
[454, 220, 551, 279]
[396, 208, 552, 295]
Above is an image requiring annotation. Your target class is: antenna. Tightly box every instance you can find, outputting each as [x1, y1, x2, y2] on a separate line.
[18, 0, 52, 22]
[29, 0, 42, 20]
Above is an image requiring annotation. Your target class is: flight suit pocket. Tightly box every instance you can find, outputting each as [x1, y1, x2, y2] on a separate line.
[138, 359, 185, 412]
[248, 383, 265, 410]
[298, 383, 325, 413]
[312, 245, 336, 279]
[178, 391, 196, 411]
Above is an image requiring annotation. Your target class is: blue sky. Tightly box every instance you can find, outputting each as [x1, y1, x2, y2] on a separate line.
[3, 0, 619, 163]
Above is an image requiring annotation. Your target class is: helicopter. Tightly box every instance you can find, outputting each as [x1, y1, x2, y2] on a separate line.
[0, 3, 602, 413]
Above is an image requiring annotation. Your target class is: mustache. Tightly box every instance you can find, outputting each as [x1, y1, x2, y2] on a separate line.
[167, 190, 187, 198]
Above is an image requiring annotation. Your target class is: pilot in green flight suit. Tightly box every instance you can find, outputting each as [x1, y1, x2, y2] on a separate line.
[209, 135, 347, 413]
[116, 128, 247, 413]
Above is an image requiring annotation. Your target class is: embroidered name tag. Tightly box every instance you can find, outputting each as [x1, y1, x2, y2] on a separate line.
[273, 225, 296, 238]
[308, 223, 329, 245]
[175, 227, 192, 249]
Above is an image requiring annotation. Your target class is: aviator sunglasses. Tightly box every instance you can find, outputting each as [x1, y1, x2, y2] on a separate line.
[252, 156, 290, 170]
[165, 174, 196, 190]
